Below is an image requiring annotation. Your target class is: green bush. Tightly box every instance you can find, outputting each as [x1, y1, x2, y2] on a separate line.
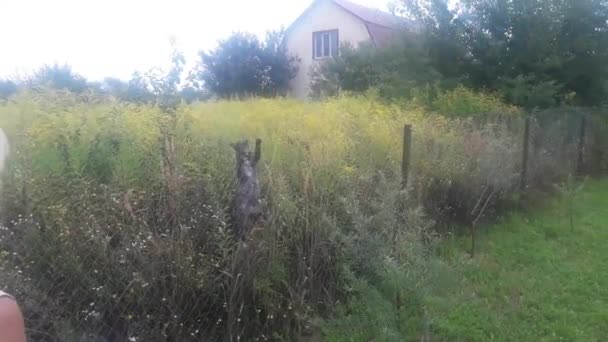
[428, 86, 519, 118]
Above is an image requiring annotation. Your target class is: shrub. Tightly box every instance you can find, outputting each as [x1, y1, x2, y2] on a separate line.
[309, 37, 440, 101]
[427, 86, 520, 118]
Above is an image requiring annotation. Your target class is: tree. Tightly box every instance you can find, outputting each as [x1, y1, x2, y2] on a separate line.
[95, 77, 128, 97]
[555, 0, 608, 106]
[260, 30, 300, 97]
[310, 32, 440, 100]
[88, 42, 209, 105]
[399, 0, 469, 86]
[197, 31, 299, 98]
[0, 80, 18, 99]
[28, 64, 88, 93]
[398, 0, 608, 108]
[180, 72, 210, 104]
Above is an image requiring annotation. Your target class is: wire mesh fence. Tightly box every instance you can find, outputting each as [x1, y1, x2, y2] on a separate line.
[1, 102, 607, 341]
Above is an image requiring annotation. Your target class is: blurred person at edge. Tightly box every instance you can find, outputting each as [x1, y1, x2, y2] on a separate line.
[0, 128, 7, 173]
[0, 290, 26, 342]
[0, 131, 24, 341]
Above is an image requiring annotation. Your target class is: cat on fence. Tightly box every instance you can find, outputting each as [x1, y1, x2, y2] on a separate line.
[231, 139, 262, 240]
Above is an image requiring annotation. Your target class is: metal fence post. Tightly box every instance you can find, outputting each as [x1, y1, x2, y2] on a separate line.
[401, 124, 412, 190]
[520, 116, 531, 192]
[577, 115, 587, 175]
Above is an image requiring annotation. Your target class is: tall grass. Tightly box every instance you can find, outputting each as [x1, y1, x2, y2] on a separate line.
[0, 90, 605, 341]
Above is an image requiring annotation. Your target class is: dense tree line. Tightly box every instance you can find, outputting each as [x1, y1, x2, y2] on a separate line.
[3, 0, 607, 109]
[0, 30, 298, 102]
[314, 0, 608, 108]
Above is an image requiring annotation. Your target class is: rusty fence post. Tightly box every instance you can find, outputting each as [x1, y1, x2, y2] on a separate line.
[401, 124, 412, 190]
[577, 115, 587, 175]
[520, 116, 531, 192]
[394, 124, 412, 313]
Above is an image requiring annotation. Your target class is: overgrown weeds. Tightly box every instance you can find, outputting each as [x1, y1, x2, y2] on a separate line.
[0, 91, 606, 340]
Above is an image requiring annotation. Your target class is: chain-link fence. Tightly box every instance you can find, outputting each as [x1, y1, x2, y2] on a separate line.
[1, 102, 607, 341]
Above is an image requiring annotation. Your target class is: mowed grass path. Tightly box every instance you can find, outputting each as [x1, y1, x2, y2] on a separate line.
[430, 179, 608, 341]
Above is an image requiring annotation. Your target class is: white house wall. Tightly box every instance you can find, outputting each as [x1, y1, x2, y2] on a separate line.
[285, 0, 371, 99]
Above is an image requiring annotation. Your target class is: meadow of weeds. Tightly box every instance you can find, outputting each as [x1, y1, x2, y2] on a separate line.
[0, 90, 606, 341]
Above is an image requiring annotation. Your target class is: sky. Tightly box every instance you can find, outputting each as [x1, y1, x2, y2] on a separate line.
[0, 0, 392, 81]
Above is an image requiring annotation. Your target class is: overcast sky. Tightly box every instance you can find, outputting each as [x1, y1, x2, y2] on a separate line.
[0, 0, 392, 81]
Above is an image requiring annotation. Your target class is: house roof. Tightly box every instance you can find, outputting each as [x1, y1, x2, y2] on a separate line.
[285, 0, 410, 49]
[331, 0, 403, 29]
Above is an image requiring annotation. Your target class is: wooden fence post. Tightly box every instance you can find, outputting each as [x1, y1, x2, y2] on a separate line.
[520, 116, 531, 192]
[255, 138, 262, 165]
[394, 124, 413, 315]
[401, 124, 412, 190]
[577, 115, 587, 175]
[394, 124, 412, 254]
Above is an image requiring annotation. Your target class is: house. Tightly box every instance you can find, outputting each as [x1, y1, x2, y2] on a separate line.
[284, 0, 405, 99]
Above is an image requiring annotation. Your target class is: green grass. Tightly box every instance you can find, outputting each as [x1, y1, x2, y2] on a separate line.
[429, 179, 608, 341]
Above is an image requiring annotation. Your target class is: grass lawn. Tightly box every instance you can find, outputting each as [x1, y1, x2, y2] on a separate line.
[429, 179, 608, 341]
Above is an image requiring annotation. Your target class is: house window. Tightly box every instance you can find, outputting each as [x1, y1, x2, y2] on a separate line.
[313, 30, 339, 59]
